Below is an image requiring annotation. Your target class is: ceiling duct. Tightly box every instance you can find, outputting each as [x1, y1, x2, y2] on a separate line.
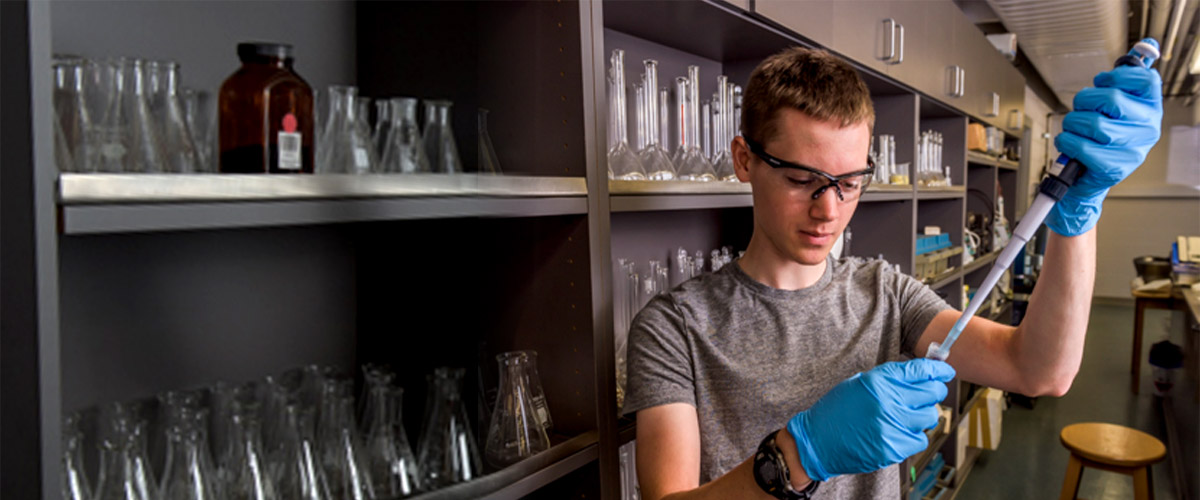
[986, 0, 1128, 107]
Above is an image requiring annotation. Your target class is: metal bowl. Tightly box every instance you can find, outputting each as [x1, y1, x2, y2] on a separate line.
[1133, 255, 1172, 282]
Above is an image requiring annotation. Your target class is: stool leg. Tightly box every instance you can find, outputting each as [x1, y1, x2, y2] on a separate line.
[1059, 455, 1085, 500]
[1133, 466, 1153, 500]
[1133, 299, 1146, 394]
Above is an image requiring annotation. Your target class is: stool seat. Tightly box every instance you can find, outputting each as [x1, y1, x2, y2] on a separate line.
[1060, 422, 1166, 467]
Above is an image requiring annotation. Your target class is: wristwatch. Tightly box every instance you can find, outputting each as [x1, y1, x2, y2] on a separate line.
[753, 430, 821, 499]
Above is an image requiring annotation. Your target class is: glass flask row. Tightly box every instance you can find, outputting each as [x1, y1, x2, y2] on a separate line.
[50, 53, 504, 177]
[917, 129, 953, 187]
[62, 356, 552, 500]
[606, 50, 742, 183]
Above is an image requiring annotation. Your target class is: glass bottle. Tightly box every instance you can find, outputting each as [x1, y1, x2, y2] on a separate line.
[62, 412, 93, 500]
[278, 404, 331, 500]
[373, 99, 392, 158]
[478, 108, 503, 175]
[363, 383, 420, 497]
[417, 367, 482, 489]
[317, 86, 379, 174]
[607, 50, 646, 180]
[637, 60, 675, 180]
[318, 379, 375, 500]
[380, 98, 431, 174]
[676, 66, 715, 181]
[485, 352, 551, 468]
[53, 58, 92, 173]
[225, 405, 278, 500]
[219, 42, 314, 173]
[148, 61, 198, 173]
[422, 100, 463, 174]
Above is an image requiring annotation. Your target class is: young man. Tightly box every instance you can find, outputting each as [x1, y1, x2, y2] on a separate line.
[624, 46, 1162, 499]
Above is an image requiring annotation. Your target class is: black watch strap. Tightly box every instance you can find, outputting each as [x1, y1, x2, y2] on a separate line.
[753, 431, 821, 500]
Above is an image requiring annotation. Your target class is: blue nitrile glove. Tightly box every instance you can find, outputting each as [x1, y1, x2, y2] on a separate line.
[1047, 44, 1164, 236]
[786, 359, 955, 481]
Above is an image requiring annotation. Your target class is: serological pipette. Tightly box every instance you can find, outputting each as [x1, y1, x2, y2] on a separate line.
[926, 38, 1161, 361]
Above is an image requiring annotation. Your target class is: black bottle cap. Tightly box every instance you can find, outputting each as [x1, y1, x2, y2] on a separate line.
[237, 42, 294, 61]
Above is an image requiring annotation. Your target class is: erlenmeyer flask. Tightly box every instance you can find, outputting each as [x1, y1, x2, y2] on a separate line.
[97, 401, 157, 500]
[317, 86, 378, 174]
[364, 383, 420, 497]
[637, 60, 676, 181]
[417, 367, 482, 489]
[606, 50, 646, 180]
[380, 98, 430, 174]
[356, 97, 374, 155]
[278, 404, 331, 500]
[225, 405, 278, 500]
[318, 379, 375, 500]
[484, 352, 551, 468]
[150, 61, 198, 173]
[521, 350, 553, 432]
[95, 59, 163, 172]
[160, 421, 220, 500]
[422, 100, 463, 174]
[62, 412, 93, 500]
[478, 108, 503, 175]
[53, 58, 92, 173]
[711, 76, 737, 182]
[373, 99, 392, 157]
[675, 66, 716, 181]
[181, 88, 216, 173]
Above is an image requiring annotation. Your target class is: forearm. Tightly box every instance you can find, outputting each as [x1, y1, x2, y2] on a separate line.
[1012, 229, 1096, 395]
[653, 430, 812, 500]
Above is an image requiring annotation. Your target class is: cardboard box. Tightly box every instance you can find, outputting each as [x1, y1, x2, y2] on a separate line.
[967, 123, 987, 152]
[968, 388, 1004, 450]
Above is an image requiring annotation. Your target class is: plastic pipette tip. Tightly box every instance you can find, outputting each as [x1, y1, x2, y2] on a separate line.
[925, 341, 949, 361]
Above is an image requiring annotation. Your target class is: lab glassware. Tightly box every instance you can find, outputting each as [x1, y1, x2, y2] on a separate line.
[478, 108, 503, 174]
[674, 67, 716, 181]
[702, 100, 712, 160]
[638, 60, 676, 180]
[362, 380, 420, 497]
[159, 418, 221, 500]
[181, 88, 216, 172]
[380, 97, 431, 174]
[422, 100, 464, 174]
[95, 424, 156, 500]
[149, 61, 198, 173]
[659, 88, 672, 156]
[62, 413, 93, 500]
[356, 97, 373, 146]
[317, 86, 378, 174]
[95, 59, 165, 173]
[52, 58, 92, 172]
[712, 76, 737, 182]
[522, 350, 553, 432]
[224, 407, 278, 500]
[317, 379, 375, 500]
[372, 99, 392, 157]
[219, 42, 314, 173]
[277, 405, 331, 500]
[417, 367, 482, 489]
[484, 351, 552, 468]
[606, 50, 647, 180]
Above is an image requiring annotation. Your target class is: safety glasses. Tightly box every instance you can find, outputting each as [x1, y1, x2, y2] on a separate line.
[744, 137, 875, 202]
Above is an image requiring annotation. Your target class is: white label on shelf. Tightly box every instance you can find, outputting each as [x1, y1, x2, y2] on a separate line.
[278, 131, 302, 170]
[354, 147, 369, 170]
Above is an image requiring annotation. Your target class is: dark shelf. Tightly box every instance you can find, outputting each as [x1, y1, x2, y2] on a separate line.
[619, 419, 637, 446]
[945, 447, 983, 500]
[961, 251, 1000, 275]
[929, 267, 964, 290]
[406, 431, 599, 500]
[966, 151, 1018, 170]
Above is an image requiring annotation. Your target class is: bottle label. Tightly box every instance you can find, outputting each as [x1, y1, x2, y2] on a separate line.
[278, 113, 302, 171]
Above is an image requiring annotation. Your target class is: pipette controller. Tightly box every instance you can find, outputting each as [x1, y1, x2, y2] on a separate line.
[926, 38, 1160, 361]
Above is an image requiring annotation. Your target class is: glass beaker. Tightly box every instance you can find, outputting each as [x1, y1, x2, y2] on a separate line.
[150, 61, 198, 173]
[422, 100, 463, 174]
[637, 60, 675, 180]
[363, 383, 420, 497]
[318, 379, 375, 500]
[606, 50, 646, 180]
[277, 404, 331, 500]
[62, 412, 93, 500]
[52, 58, 92, 173]
[380, 98, 431, 174]
[373, 99, 392, 158]
[318, 86, 379, 174]
[417, 367, 482, 488]
[484, 352, 551, 468]
[478, 108, 503, 175]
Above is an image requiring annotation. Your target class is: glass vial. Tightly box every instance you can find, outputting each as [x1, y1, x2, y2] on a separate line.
[422, 100, 463, 174]
[219, 43, 314, 173]
[485, 352, 552, 468]
[417, 367, 482, 489]
[478, 108, 503, 175]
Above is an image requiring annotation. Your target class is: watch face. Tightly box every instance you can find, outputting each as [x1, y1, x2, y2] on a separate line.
[758, 459, 778, 481]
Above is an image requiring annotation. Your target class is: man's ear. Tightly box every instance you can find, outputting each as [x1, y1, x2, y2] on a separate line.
[732, 136, 753, 183]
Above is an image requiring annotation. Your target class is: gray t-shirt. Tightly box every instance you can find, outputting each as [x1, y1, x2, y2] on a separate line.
[623, 255, 950, 499]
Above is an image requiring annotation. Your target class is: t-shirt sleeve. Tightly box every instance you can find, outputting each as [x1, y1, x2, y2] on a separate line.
[622, 294, 695, 417]
[888, 266, 953, 357]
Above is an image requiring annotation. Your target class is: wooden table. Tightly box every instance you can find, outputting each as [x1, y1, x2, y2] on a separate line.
[1130, 287, 1189, 394]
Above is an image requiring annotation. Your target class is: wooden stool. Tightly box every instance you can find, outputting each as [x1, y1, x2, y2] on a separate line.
[1059, 422, 1166, 500]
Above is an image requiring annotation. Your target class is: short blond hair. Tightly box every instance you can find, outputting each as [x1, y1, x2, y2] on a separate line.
[742, 47, 874, 144]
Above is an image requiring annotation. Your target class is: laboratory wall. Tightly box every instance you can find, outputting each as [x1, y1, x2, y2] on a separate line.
[1093, 99, 1200, 299]
[1022, 86, 1059, 214]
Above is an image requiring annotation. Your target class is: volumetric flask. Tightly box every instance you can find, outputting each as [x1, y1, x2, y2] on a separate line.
[422, 100, 463, 174]
[606, 50, 646, 180]
[478, 108, 503, 175]
[380, 98, 431, 174]
[485, 352, 551, 468]
[318, 86, 378, 174]
[417, 367, 482, 488]
[637, 60, 675, 180]
[674, 69, 716, 181]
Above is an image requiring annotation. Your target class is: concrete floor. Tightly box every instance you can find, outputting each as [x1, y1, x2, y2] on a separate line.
[956, 303, 1179, 500]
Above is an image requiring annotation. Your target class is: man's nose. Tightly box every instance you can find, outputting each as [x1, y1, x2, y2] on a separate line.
[809, 185, 840, 221]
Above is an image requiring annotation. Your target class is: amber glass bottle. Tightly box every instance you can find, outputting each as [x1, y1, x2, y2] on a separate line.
[219, 42, 314, 173]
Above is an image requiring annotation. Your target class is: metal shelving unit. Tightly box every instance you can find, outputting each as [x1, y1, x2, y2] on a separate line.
[967, 150, 1018, 171]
